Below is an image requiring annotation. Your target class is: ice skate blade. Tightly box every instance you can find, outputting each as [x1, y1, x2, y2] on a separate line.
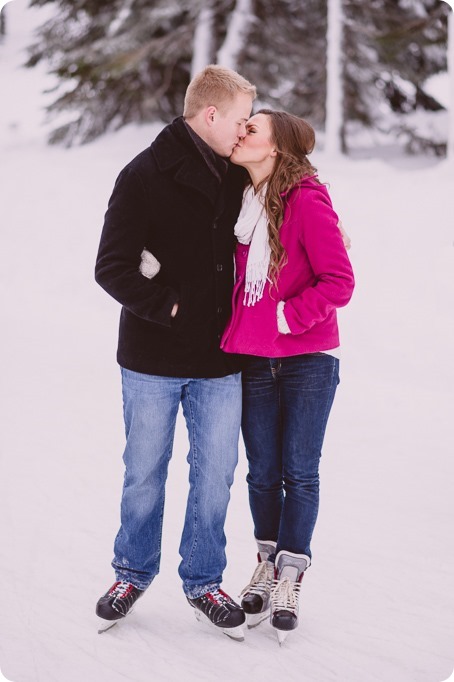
[223, 625, 245, 642]
[97, 606, 135, 634]
[97, 619, 119, 634]
[193, 608, 245, 642]
[246, 609, 270, 629]
[276, 629, 290, 646]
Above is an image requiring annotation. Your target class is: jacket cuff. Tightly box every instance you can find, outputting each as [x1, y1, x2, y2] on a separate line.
[277, 301, 291, 334]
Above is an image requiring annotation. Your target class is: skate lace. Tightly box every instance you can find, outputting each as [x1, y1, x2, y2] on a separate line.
[207, 588, 233, 607]
[111, 581, 134, 598]
[239, 561, 274, 598]
[271, 577, 301, 614]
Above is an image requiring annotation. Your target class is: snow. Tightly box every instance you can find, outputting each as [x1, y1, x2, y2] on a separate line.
[1, 2, 453, 682]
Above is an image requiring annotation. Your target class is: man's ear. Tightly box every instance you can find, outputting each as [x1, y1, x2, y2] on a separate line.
[205, 106, 217, 125]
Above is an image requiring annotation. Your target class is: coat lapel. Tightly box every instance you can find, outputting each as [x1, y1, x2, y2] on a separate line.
[151, 118, 221, 206]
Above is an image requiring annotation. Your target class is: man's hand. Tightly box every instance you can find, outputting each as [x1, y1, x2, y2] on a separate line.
[338, 220, 351, 250]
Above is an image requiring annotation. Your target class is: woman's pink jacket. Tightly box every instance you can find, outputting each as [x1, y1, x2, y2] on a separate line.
[221, 176, 355, 358]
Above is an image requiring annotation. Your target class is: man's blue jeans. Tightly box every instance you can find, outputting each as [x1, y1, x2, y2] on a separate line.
[112, 368, 242, 598]
[241, 354, 339, 560]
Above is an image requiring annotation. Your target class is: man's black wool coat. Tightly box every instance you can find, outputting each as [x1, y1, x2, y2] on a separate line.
[95, 117, 246, 378]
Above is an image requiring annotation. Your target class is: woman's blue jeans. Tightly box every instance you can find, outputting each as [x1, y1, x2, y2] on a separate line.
[112, 368, 242, 598]
[241, 354, 339, 560]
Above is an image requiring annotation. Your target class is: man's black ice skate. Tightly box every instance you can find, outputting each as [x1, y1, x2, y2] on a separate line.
[271, 551, 310, 645]
[96, 580, 144, 633]
[240, 540, 276, 628]
[188, 587, 245, 641]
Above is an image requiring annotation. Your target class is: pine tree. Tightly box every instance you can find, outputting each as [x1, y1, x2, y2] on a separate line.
[237, 0, 327, 129]
[26, 0, 199, 144]
[343, 0, 449, 154]
[25, 0, 328, 144]
[25, 0, 448, 154]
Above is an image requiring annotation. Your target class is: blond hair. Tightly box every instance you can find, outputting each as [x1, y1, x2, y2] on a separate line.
[183, 65, 256, 118]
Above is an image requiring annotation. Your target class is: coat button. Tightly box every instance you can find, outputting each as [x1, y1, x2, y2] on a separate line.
[213, 221, 218, 229]
[217, 306, 223, 314]
[216, 264, 223, 272]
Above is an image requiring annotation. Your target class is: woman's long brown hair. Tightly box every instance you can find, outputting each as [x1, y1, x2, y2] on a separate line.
[256, 109, 318, 286]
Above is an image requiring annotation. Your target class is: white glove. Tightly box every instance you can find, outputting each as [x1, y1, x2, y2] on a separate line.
[140, 248, 161, 279]
[140, 248, 178, 317]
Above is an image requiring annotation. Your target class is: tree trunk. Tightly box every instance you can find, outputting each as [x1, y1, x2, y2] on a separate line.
[448, 6, 454, 160]
[324, 0, 343, 156]
[216, 0, 253, 70]
[191, 2, 215, 78]
[1, 5, 6, 36]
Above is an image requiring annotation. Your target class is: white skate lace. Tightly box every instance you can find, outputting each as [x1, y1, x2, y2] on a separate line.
[239, 561, 274, 598]
[208, 588, 238, 607]
[208, 589, 235, 607]
[111, 581, 134, 597]
[271, 577, 301, 615]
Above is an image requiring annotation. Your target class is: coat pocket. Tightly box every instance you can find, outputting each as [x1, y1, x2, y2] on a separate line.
[171, 282, 216, 334]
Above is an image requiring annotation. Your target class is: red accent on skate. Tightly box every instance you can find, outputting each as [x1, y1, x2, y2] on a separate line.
[206, 592, 220, 604]
[109, 581, 134, 599]
[218, 589, 231, 601]
[119, 583, 134, 598]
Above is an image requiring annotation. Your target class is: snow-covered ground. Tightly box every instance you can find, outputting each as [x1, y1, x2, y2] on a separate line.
[1, 2, 453, 681]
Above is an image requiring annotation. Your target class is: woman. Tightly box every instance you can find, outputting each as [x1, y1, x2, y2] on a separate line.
[220, 110, 355, 643]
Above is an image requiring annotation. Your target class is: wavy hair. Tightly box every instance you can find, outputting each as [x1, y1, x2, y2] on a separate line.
[256, 109, 318, 285]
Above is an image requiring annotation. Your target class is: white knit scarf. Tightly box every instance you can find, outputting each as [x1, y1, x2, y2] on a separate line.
[234, 184, 270, 306]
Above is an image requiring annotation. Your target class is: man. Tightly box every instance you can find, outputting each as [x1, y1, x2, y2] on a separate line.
[95, 65, 255, 641]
